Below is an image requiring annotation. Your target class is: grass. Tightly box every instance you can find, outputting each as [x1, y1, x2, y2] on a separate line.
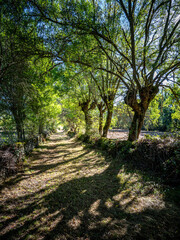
[0, 132, 180, 240]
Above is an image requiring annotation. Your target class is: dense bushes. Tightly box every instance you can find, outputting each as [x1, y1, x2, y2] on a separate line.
[78, 134, 180, 185]
[127, 139, 180, 185]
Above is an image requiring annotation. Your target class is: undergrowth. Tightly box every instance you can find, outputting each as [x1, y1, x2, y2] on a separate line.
[77, 134, 180, 187]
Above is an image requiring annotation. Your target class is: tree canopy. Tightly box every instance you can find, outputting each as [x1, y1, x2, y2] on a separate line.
[0, 0, 179, 142]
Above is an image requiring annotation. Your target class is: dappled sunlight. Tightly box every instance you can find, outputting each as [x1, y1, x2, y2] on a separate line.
[126, 195, 165, 213]
[67, 215, 82, 230]
[0, 132, 180, 240]
[89, 199, 101, 216]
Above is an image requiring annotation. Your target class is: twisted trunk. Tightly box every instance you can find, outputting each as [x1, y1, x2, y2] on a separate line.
[79, 100, 96, 137]
[125, 86, 159, 141]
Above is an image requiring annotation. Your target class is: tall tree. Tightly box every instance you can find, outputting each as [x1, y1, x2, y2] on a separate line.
[0, 59, 33, 141]
[27, 0, 179, 141]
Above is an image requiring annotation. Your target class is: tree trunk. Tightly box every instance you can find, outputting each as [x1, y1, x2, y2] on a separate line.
[39, 121, 44, 134]
[102, 105, 113, 137]
[80, 100, 96, 137]
[84, 110, 93, 136]
[11, 102, 26, 142]
[16, 122, 24, 142]
[97, 102, 106, 137]
[13, 113, 24, 142]
[128, 111, 146, 141]
[125, 86, 159, 141]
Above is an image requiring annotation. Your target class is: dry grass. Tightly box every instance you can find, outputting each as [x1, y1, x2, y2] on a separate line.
[0, 132, 180, 240]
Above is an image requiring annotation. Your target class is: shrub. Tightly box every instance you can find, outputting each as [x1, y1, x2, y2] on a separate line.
[127, 139, 180, 185]
[78, 134, 180, 186]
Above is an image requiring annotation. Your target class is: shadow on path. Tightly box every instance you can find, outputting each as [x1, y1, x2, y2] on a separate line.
[0, 132, 180, 240]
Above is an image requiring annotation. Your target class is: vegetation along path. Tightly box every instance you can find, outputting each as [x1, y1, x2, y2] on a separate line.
[0, 132, 180, 240]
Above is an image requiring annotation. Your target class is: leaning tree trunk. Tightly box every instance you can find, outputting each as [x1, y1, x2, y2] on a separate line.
[102, 105, 113, 137]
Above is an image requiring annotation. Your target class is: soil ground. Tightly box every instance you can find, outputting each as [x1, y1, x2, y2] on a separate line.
[107, 129, 167, 140]
[0, 132, 180, 240]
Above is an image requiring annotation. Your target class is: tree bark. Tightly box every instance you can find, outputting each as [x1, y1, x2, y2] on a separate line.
[12, 110, 25, 142]
[128, 111, 146, 141]
[125, 86, 159, 141]
[102, 104, 113, 137]
[80, 100, 96, 137]
[16, 122, 24, 142]
[39, 121, 44, 135]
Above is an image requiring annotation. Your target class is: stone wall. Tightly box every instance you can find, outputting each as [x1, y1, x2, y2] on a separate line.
[0, 132, 51, 180]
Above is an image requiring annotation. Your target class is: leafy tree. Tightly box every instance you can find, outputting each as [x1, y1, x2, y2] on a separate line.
[73, 71, 97, 136]
[0, 58, 33, 141]
[60, 97, 84, 133]
[0, 0, 42, 83]
[27, 60, 62, 135]
[53, 64, 98, 136]
[27, 0, 179, 141]
[1, 0, 179, 141]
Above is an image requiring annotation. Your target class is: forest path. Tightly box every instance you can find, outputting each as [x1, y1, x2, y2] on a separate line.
[0, 131, 180, 240]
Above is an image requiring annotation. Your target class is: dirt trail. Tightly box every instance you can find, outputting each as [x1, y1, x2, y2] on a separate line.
[0, 132, 180, 240]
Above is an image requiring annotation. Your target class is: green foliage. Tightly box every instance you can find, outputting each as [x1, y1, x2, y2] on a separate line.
[112, 102, 133, 129]
[158, 88, 180, 132]
[60, 96, 84, 133]
[144, 96, 161, 131]
[0, 0, 180, 142]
